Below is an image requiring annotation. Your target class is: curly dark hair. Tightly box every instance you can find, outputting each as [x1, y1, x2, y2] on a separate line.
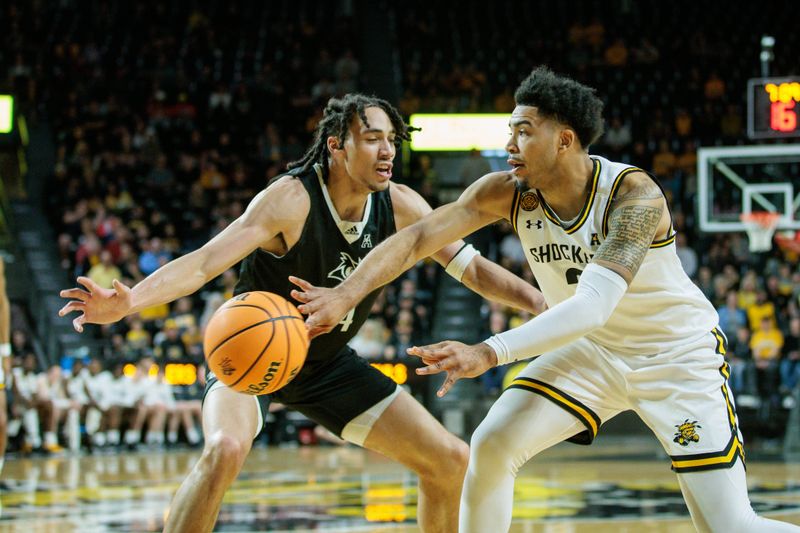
[514, 66, 605, 148]
[287, 94, 415, 180]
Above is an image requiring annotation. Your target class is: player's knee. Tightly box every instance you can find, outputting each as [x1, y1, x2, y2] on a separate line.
[202, 432, 250, 477]
[469, 421, 516, 472]
[416, 436, 468, 483]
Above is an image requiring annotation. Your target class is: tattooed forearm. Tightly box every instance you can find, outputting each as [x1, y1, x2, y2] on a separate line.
[594, 204, 663, 278]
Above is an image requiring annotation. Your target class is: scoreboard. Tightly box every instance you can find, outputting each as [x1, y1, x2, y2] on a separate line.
[748, 77, 800, 139]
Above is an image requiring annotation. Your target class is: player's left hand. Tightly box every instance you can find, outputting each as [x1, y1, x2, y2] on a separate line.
[407, 341, 498, 397]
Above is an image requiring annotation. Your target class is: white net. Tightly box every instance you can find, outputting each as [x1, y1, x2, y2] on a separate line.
[740, 212, 780, 252]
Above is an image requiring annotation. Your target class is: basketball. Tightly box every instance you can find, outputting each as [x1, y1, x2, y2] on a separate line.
[203, 291, 309, 395]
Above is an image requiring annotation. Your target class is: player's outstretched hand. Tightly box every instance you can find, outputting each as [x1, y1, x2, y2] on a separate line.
[58, 277, 132, 333]
[407, 341, 498, 397]
[289, 276, 355, 339]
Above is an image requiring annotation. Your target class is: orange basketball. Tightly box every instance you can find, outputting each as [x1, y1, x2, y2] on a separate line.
[203, 291, 309, 395]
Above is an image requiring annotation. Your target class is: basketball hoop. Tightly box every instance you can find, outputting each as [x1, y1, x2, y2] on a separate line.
[740, 212, 781, 253]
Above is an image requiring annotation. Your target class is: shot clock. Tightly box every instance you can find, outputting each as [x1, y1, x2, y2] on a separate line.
[747, 77, 800, 139]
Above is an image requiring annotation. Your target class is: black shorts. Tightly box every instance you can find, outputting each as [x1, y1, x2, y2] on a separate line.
[203, 346, 398, 438]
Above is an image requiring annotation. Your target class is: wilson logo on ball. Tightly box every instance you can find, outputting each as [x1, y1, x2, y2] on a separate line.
[220, 357, 236, 376]
[203, 291, 309, 395]
[246, 360, 282, 395]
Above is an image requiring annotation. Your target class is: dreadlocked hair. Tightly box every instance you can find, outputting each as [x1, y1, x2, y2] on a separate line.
[287, 93, 416, 180]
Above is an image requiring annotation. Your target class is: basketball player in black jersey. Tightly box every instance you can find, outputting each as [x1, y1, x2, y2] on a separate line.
[58, 94, 547, 533]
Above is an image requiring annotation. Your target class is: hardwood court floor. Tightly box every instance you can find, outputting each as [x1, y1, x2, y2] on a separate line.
[0, 436, 798, 532]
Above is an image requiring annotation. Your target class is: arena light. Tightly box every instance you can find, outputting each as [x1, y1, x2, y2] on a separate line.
[0, 95, 13, 134]
[409, 114, 509, 151]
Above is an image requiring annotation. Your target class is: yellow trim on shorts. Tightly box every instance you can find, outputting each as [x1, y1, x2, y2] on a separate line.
[712, 327, 728, 355]
[508, 377, 600, 440]
[670, 433, 745, 473]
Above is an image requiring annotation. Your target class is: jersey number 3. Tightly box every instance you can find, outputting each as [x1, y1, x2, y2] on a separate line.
[566, 268, 583, 285]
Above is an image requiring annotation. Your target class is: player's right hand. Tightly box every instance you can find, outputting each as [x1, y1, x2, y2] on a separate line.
[58, 277, 132, 333]
[289, 276, 354, 339]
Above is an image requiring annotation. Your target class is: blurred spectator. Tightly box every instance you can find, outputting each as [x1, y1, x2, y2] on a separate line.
[87, 250, 122, 289]
[737, 272, 759, 310]
[780, 317, 800, 394]
[746, 290, 777, 331]
[704, 72, 726, 101]
[727, 325, 754, 397]
[717, 291, 748, 335]
[349, 318, 389, 360]
[750, 316, 783, 401]
[125, 318, 152, 352]
[720, 104, 744, 141]
[604, 117, 632, 156]
[675, 233, 698, 278]
[604, 38, 628, 67]
[674, 109, 692, 139]
[651, 140, 676, 178]
[139, 237, 172, 276]
[155, 320, 191, 363]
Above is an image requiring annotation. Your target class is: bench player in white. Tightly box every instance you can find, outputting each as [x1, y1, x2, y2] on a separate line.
[293, 67, 800, 532]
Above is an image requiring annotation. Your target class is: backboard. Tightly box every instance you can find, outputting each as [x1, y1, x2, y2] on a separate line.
[697, 144, 800, 233]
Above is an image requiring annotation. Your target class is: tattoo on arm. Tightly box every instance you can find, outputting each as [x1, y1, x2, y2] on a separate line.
[595, 203, 663, 278]
[615, 179, 664, 201]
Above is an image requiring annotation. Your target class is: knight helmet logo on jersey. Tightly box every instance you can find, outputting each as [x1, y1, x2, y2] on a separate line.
[673, 419, 702, 446]
[328, 252, 360, 282]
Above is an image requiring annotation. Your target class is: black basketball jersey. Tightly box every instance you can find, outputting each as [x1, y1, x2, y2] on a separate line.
[234, 164, 396, 365]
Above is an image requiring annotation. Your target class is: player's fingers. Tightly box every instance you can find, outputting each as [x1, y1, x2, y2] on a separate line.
[296, 302, 318, 315]
[58, 301, 86, 317]
[111, 279, 130, 295]
[407, 343, 449, 358]
[289, 289, 309, 303]
[288, 276, 315, 292]
[59, 288, 91, 301]
[307, 325, 330, 340]
[76, 276, 100, 293]
[72, 314, 86, 333]
[437, 373, 460, 397]
[415, 357, 452, 375]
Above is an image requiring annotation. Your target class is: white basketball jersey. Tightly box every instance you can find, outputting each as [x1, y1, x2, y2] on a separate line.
[511, 155, 718, 355]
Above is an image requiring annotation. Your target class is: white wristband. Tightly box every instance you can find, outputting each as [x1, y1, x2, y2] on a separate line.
[445, 244, 481, 282]
[0, 343, 10, 357]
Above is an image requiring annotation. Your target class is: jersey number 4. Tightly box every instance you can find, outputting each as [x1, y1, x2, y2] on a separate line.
[339, 307, 356, 332]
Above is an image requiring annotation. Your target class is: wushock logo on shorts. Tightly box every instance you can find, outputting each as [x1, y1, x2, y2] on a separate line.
[673, 419, 702, 446]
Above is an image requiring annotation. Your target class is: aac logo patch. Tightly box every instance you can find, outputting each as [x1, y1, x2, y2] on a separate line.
[520, 192, 539, 211]
[673, 419, 701, 446]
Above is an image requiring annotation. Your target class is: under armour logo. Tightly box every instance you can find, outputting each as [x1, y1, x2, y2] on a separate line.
[526, 219, 543, 230]
[361, 234, 372, 248]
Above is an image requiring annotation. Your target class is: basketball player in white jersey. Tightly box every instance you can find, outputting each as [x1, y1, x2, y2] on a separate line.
[293, 67, 800, 532]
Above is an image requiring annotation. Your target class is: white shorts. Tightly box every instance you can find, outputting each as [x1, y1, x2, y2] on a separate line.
[508, 327, 743, 473]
